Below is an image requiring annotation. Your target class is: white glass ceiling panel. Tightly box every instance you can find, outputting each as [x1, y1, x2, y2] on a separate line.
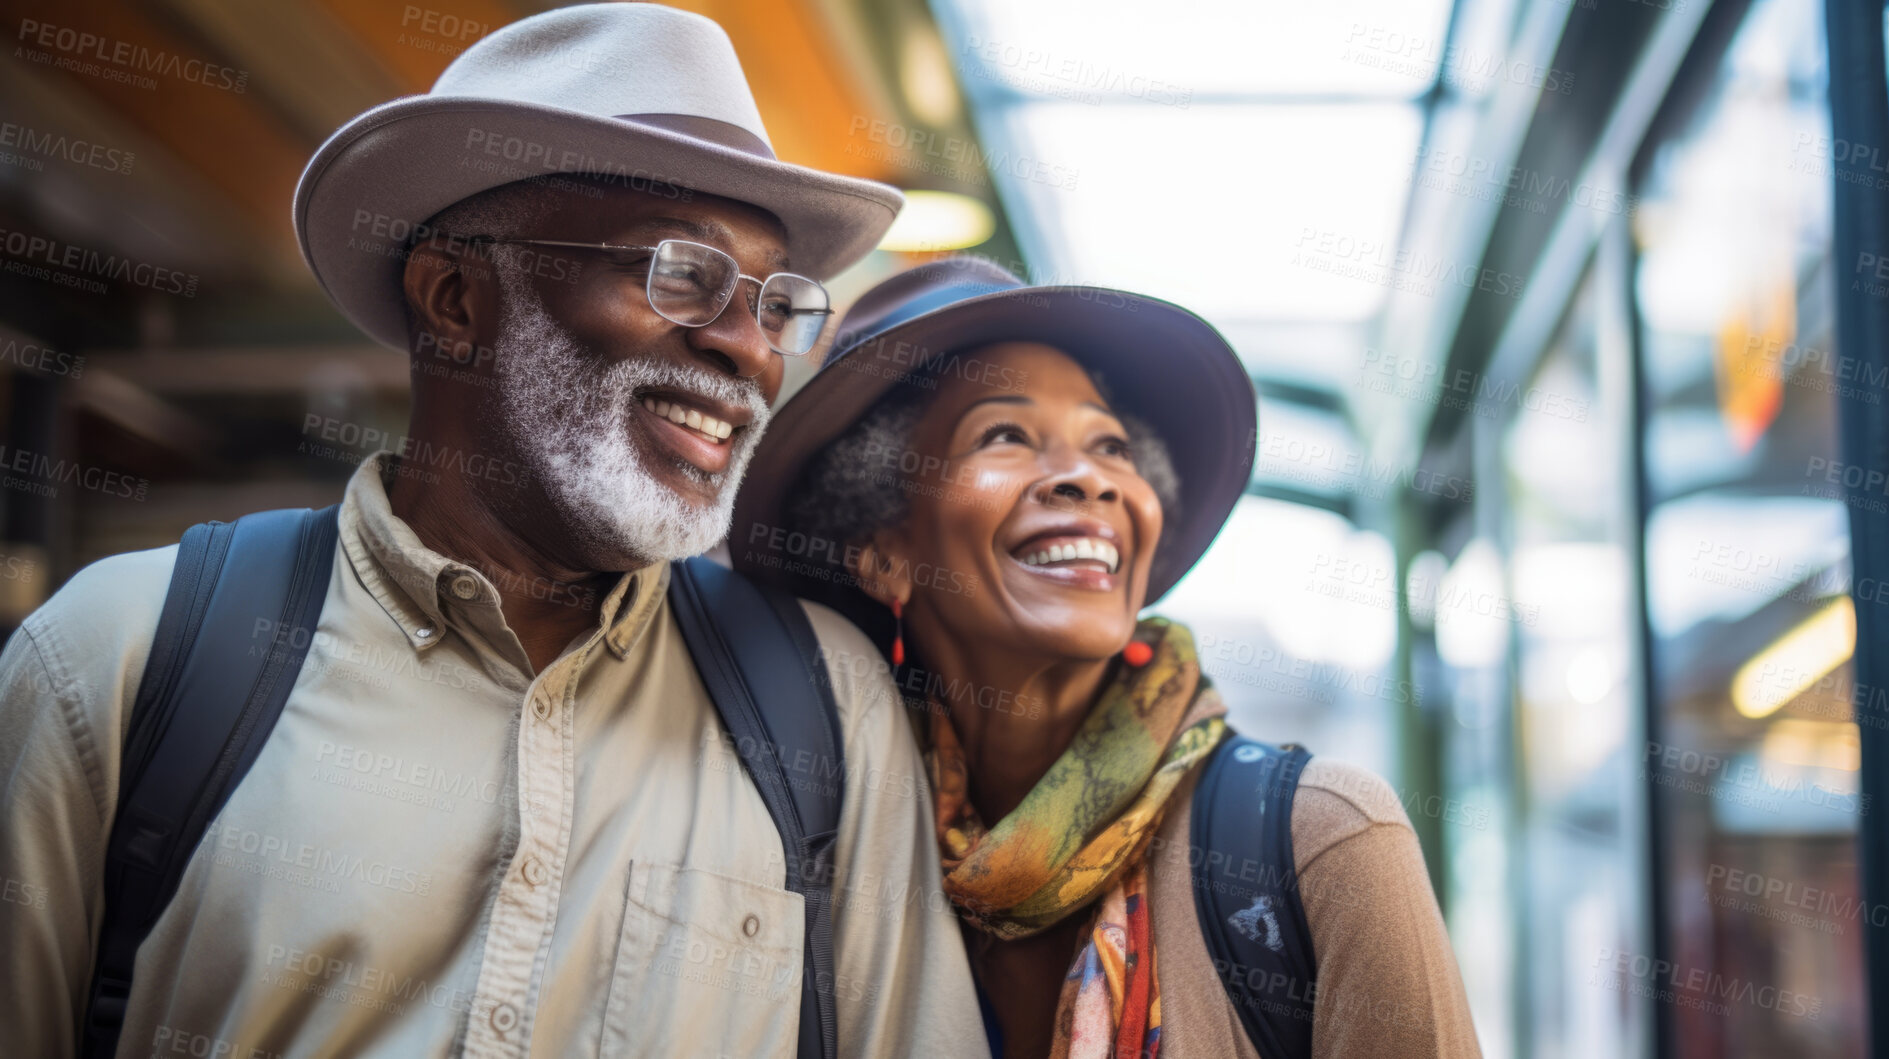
[939, 0, 1456, 100]
[978, 101, 1425, 323]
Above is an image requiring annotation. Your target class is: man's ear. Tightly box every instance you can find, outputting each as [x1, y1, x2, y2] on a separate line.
[848, 532, 914, 612]
[402, 238, 492, 360]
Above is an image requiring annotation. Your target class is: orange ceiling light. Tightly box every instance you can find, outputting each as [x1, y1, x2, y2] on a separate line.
[654, 0, 901, 185]
[0, 0, 309, 260]
[315, 0, 520, 94]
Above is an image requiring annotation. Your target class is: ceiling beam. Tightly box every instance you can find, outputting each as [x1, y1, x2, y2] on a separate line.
[83, 344, 409, 394]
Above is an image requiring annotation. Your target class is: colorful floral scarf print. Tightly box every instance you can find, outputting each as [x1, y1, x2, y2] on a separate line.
[925, 617, 1228, 1058]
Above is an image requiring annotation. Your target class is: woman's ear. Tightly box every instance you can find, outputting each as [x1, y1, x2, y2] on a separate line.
[848, 532, 914, 611]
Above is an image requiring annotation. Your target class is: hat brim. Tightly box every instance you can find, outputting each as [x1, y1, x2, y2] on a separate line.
[730, 287, 1257, 618]
[294, 96, 903, 351]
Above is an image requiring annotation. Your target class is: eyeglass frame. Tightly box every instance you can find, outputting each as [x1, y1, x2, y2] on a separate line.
[455, 235, 833, 356]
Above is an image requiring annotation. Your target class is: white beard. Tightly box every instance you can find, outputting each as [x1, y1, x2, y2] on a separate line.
[490, 262, 771, 570]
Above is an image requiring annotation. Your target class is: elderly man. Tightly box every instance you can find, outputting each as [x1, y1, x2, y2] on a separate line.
[0, 5, 984, 1058]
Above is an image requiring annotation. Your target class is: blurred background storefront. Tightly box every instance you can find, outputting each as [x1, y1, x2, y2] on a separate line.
[0, 0, 1879, 1055]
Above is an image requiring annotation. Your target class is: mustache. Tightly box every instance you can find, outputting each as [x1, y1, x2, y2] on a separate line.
[490, 260, 772, 484]
[606, 355, 771, 429]
[588, 355, 771, 488]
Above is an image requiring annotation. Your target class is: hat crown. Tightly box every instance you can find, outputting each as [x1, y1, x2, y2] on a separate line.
[431, 3, 773, 156]
[830, 255, 1024, 353]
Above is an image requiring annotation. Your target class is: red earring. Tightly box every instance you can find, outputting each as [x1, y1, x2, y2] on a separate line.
[891, 598, 905, 666]
[1123, 640, 1152, 667]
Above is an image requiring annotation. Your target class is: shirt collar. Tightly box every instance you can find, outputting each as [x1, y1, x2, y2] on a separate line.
[337, 451, 669, 656]
[600, 559, 669, 659]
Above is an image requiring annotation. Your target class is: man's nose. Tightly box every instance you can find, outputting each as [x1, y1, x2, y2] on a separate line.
[683, 290, 777, 387]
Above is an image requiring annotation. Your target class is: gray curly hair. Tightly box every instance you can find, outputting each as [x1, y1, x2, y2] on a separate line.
[789, 360, 1182, 562]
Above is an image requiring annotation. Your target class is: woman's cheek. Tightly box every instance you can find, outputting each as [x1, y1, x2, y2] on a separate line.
[1131, 488, 1163, 553]
[970, 467, 1024, 504]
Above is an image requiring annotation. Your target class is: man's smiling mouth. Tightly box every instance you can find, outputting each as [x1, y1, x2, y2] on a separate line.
[639, 393, 736, 442]
[631, 388, 753, 477]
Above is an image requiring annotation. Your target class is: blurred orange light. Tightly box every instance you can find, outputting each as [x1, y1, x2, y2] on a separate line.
[1712, 282, 1793, 453]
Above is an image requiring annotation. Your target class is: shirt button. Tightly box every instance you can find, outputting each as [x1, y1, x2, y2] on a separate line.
[415, 625, 435, 640]
[532, 695, 552, 721]
[491, 1001, 518, 1034]
[742, 914, 760, 938]
[522, 856, 548, 887]
[450, 574, 480, 600]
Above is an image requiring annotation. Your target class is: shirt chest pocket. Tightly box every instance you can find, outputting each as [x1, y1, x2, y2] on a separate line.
[599, 861, 805, 1059]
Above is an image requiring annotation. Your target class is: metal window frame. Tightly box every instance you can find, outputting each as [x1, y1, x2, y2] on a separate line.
[1825, 0, 1889, 1051]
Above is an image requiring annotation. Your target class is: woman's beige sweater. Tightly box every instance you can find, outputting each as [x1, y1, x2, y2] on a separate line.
[1145, 695, 1484, 1058]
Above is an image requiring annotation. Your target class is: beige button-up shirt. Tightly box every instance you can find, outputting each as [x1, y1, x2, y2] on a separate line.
[0, 452, 987, 1059]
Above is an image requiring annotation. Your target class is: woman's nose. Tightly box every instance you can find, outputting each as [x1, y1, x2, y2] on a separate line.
[1033, 453, 1120, 507]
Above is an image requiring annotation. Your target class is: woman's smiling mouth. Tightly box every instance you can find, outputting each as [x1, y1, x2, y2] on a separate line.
[1006, 525, 1125, 590]
[1014, 536, 1120, 573]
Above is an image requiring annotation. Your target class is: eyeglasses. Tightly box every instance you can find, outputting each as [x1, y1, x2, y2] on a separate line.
[464, 236, 831, 356]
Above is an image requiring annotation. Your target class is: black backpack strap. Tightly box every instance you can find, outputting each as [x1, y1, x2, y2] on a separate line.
[1190, 735, 1318, 1059]
[667, 557, 845, 1059]
[81, 505, 341, 1059]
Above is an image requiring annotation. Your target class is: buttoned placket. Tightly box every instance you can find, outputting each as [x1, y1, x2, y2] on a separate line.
[332, 456, 672, 1057]
[461, 666, 573, 1056]
[458, 566, 651, 1058]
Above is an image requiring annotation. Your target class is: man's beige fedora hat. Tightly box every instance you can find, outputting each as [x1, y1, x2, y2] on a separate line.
[293, 2, 903, 351]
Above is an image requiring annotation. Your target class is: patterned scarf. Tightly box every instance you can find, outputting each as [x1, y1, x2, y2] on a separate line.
[925, 618, 1228, 1058]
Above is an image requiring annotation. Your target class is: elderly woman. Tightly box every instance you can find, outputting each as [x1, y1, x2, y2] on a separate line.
[731, 258, 1478, 1059]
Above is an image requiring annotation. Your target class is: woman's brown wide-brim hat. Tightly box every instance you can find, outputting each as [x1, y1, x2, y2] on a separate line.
[294, 3, 903, 352]
[730, 255, 1258, 615]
